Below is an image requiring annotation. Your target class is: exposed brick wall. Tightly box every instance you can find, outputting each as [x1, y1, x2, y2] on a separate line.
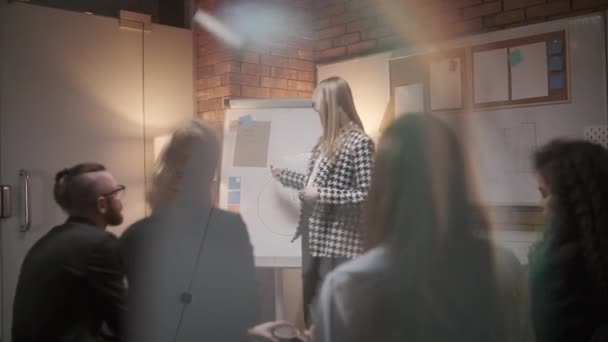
[313, 0, 608, 63]
[196, 0, 316, 127]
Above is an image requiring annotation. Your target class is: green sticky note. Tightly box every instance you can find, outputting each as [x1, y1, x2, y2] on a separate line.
[509, 49, 523, 66]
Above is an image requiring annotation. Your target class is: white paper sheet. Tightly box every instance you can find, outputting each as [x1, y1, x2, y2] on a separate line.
[430, 58, 463, 110]
[394, 83, 424, 116]
[510, 42, 549, 100]
[473, 48, 509, 104]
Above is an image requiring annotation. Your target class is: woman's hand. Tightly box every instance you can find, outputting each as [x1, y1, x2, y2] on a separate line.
[270, 165, 283, 180]
[300, 186, 320, 204]
[248, 321, 298, 342]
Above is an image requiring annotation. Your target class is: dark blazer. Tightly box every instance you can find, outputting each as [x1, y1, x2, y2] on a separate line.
[120, 206, 260, 342]
[12, 217, 127, 342]
[529, 232, 607, 342]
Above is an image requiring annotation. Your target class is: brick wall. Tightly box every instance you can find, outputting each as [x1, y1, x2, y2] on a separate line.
[313, 0, 608, 63]
[196, 0, 316, 127]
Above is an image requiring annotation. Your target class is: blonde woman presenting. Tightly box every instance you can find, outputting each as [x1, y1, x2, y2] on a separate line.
[271, 77, 374, 325]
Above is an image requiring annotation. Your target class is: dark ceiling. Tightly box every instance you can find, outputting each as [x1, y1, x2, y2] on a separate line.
[16, 0, 189, 28]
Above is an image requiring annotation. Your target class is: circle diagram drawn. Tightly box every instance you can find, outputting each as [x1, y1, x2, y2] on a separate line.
[257, 179, 301, 237]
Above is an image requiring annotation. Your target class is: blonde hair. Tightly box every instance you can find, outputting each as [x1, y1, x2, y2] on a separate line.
[148, 119, 219, 208]
[313, 77, 364, 156]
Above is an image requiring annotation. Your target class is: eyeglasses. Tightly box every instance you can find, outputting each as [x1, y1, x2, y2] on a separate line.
[101, 184, 126, 199]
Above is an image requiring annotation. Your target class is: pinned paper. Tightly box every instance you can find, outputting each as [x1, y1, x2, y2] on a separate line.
[549, 74, 565, 90]
[228, 191, 241, 205]
[233, 121, 272, 167]
[239, 114, 254, 128]
[548, 56, 564, 71]
[548, 39, 563, 55]
[509, 49, 523, 66]
[229, 176, 241, 190]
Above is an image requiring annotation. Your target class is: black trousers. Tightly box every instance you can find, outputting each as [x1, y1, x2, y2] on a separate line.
[300, 218, 349, 327]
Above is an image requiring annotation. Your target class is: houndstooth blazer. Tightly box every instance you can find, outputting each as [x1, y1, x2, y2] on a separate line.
[278, 125, 374, 258]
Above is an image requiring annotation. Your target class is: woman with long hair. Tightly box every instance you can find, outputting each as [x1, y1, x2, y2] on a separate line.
[271, 77, 374, 324]
[251, 114, 514, 342]
[121, 119, 259, 342]
[530, 140, 608, 342]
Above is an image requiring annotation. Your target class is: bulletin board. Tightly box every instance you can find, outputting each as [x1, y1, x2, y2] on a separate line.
[386, 14, 606, 205]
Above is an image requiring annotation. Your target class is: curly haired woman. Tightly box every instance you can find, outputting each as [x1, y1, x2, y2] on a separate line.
[530, 140, 608, 342]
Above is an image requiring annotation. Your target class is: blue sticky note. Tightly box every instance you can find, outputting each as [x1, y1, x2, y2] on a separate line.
[228, 191, 240, 205]
[228, 176, 241, 190]
[509, 49, 523, 66]
[238, 115, 254, 128]
[548, 39, 563, 55]
[550, 74, 565, 90]
[548, 56, 564, 71]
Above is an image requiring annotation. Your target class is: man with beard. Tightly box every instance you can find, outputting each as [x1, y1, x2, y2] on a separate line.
[12, 163, 128, 342]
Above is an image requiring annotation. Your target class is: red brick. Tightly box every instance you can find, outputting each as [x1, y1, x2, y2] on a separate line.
[261, 54, 288, 68]
[317, 17, 332, 29]
[271, 88, 299, 98]
[195, 89, 213, 100]
[286, 37, 316, 50]
[297, 49, 315, 61]
[218, 73, 260, 87]
[333, 32, 361, 47]
[378, 35, 402, 50]
[241, 51, 259, 64]
[330, 11, 360, 25]
[319, 25, 347, 39]
[346, 17, 377, 33]
[241, 86, 271, 98]
[241, 63, 271, 76]
[197, 98, 223, 112]
[363, 26, 392, 40]
[287, 80, 315, 92]
[448, 18, 483, 36]
[288, 58, 314, 71]
[297, 91, 313, 99]
[211, 84, 240, 98]
[526, 1, 571, 18]
[445, 0, 483, 8]
[197, 65, 215, 78]
[319, 46, 347, 60]
[347, 40, 377, 55]
[270, 67, 298, 80]
[261, 77, 289, 89]
[347, 0, 369, 10]
[316, 4, 345, 19]
[463, 1, 502, 19]
[297, 70, 314, 82]
[504, 0, 545, 10]
[316, 38, 333, 51]
[573, 0, 608, 9]
[197, 75, 221, 90]
[214, 61, 240, 75]
[485, 10, 525, 27]
[270, 47, 289, 57]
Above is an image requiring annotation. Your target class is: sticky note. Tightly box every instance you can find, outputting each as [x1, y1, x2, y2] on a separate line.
[509, 49, 523, 66]
[548, 39, 563, 55]
[549, 74, 565, 90]
[228, 191, 240, 205]
[238, 115, 254, 128]
[548, 56, 564, 71]
[228, 177, 241, 190]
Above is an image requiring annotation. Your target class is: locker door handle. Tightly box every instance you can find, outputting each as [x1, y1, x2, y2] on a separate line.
[19, 170, 31, 232]
[0, 185, 11, 218]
